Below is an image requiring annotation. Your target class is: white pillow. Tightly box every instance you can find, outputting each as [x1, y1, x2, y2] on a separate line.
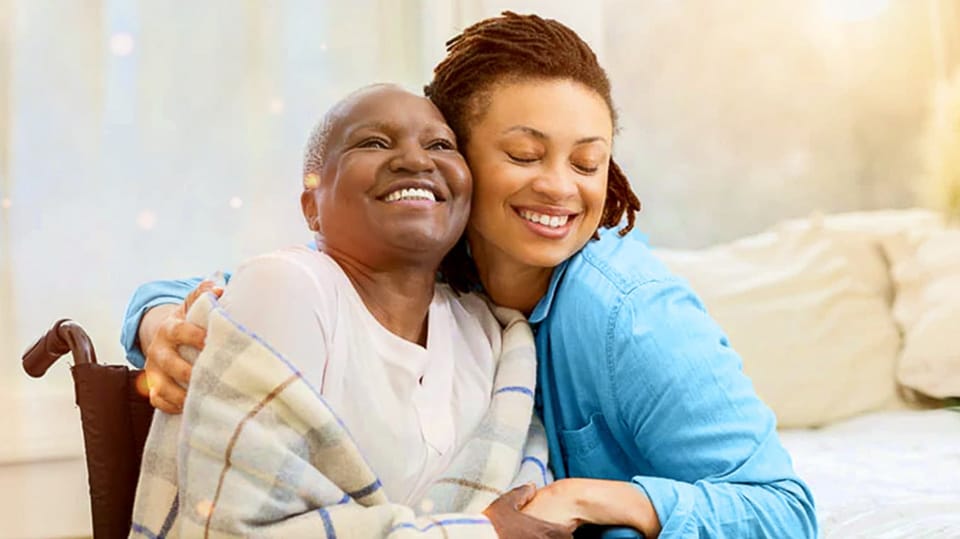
[886, 229, 960, 398]
[777, 209, 945, 303]
[655, 221, 903, 428]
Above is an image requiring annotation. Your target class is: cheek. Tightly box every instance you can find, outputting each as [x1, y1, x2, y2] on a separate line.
[585, 172, 610, 212]
[439, 159, 472, 195]
[471, 160, 518, 203]
[467, 179, 503, 231]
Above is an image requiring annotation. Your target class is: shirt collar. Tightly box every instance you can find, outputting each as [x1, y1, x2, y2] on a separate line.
[528, 259, 571, 325]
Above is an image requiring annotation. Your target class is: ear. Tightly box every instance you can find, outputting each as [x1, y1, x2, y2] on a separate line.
[301, 189, 320, 231]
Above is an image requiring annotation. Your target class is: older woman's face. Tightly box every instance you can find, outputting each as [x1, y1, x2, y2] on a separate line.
[463, 79, 612, 272]
[306, 86, 471, 269]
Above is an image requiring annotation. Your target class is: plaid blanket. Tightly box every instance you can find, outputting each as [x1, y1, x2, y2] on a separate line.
[130, 293, 549, 538]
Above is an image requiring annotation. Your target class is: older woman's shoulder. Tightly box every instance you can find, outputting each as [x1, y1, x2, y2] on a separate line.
[435, 285, 504, 360]
[436, 286, 498, 327]
[233, 245, 346, 297]
[237, 245, 335, 273]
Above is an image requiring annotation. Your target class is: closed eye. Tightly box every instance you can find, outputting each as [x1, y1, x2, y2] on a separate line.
[507, 153, 539, 164]
[357, 137, 389, 149]
[574, 163, 600, 174]
[426, 139, 456, 151]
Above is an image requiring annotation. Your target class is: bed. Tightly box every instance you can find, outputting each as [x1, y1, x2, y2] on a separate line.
[779, 408, 960, 538]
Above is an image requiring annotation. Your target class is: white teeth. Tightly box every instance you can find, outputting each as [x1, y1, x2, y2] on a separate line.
[384, 188, 436, 202]
[519, 210, 569, 228]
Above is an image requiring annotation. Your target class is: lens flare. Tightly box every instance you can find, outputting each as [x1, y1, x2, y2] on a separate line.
[110, 33, 135, 56]
[137, 209, 157, 230]
[821, 0, 891, 22]
[135, 371, 151, 398]
[196, 499, 214, 518]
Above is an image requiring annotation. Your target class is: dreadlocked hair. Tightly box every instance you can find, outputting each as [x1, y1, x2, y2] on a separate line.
[426, 11, 642, 293]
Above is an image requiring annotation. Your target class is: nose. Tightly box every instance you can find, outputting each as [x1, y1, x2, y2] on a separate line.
[389, 141, 435, 175]
[530, 161, 578, 201]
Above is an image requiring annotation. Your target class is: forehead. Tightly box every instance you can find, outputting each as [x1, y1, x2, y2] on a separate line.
[470, 78, 612, 139]
[330, 87, 447, 137]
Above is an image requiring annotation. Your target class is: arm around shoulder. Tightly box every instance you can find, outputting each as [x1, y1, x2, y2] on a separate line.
[121, 277, 213, 367]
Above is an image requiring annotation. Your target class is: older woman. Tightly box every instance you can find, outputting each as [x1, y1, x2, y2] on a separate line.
[130, 84, 570, 539]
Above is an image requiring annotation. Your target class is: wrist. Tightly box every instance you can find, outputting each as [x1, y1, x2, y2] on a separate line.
[576, 479, 659, 535]
[137, 303, 179, 352]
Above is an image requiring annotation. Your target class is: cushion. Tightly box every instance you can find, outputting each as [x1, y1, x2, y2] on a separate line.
[777, 209, 945, 303]
[885, 228, 960, 398]
[655, 219, 903, 428]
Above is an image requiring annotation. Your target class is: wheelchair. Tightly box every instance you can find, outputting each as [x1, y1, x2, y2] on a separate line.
[23, 319, 154, 539]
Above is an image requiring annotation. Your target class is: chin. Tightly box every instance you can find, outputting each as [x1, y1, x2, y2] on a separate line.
[516, 246, 578, 270]
[391, 229, 461, 255]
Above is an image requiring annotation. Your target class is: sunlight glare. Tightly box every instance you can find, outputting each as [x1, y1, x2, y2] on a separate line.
[821, 0, 891, 22]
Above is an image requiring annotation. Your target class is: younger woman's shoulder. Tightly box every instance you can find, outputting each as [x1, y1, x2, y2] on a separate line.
[570, 227, 677, 293]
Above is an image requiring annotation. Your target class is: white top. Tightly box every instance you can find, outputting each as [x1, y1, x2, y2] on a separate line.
[219, 246, 500, 504]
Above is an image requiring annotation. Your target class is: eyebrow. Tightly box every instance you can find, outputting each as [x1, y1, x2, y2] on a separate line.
[502, 125, 609, 146]
[345, 121, 455, 139]
[345, 121, 395, 136]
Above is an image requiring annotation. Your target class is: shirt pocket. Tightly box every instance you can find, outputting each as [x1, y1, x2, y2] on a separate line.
[559, 412, 630, 481]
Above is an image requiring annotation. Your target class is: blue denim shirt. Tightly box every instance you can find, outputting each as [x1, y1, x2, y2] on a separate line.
[530, 228, 816, 538]
[121, 231, 817, 537]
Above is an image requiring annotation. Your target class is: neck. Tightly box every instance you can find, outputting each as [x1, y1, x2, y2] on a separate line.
[469, 239, 553, 317]
[326, 250, 436, 346]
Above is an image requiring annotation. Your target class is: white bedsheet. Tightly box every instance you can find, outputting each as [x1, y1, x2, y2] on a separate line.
[779, 408, 960, 538]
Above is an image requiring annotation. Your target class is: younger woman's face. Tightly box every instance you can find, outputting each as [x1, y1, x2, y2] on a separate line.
[463, 78, 612, 273]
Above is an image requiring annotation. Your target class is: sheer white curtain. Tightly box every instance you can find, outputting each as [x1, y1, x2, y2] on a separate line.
[0, 0, 597, 423]
[0, 0, 452, 534]
[0, 2, 598, 534]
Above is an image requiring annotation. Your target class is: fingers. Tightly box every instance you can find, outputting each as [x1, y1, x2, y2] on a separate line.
[514, 514, 574, 539]
[146, 367, 186, 413]
[151, 343, 193, 385]
[183, 285, 204, 313]
[168, 320, 207, 351]
[149, 385, 184, 414]
[184, 280, 223, 312]
[509, 483, 537, 510]
[484, 487, 575, 539]
[142, 297, 205, 413]
[148, 317, 198, 385]
[545, 526, 574, 539]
